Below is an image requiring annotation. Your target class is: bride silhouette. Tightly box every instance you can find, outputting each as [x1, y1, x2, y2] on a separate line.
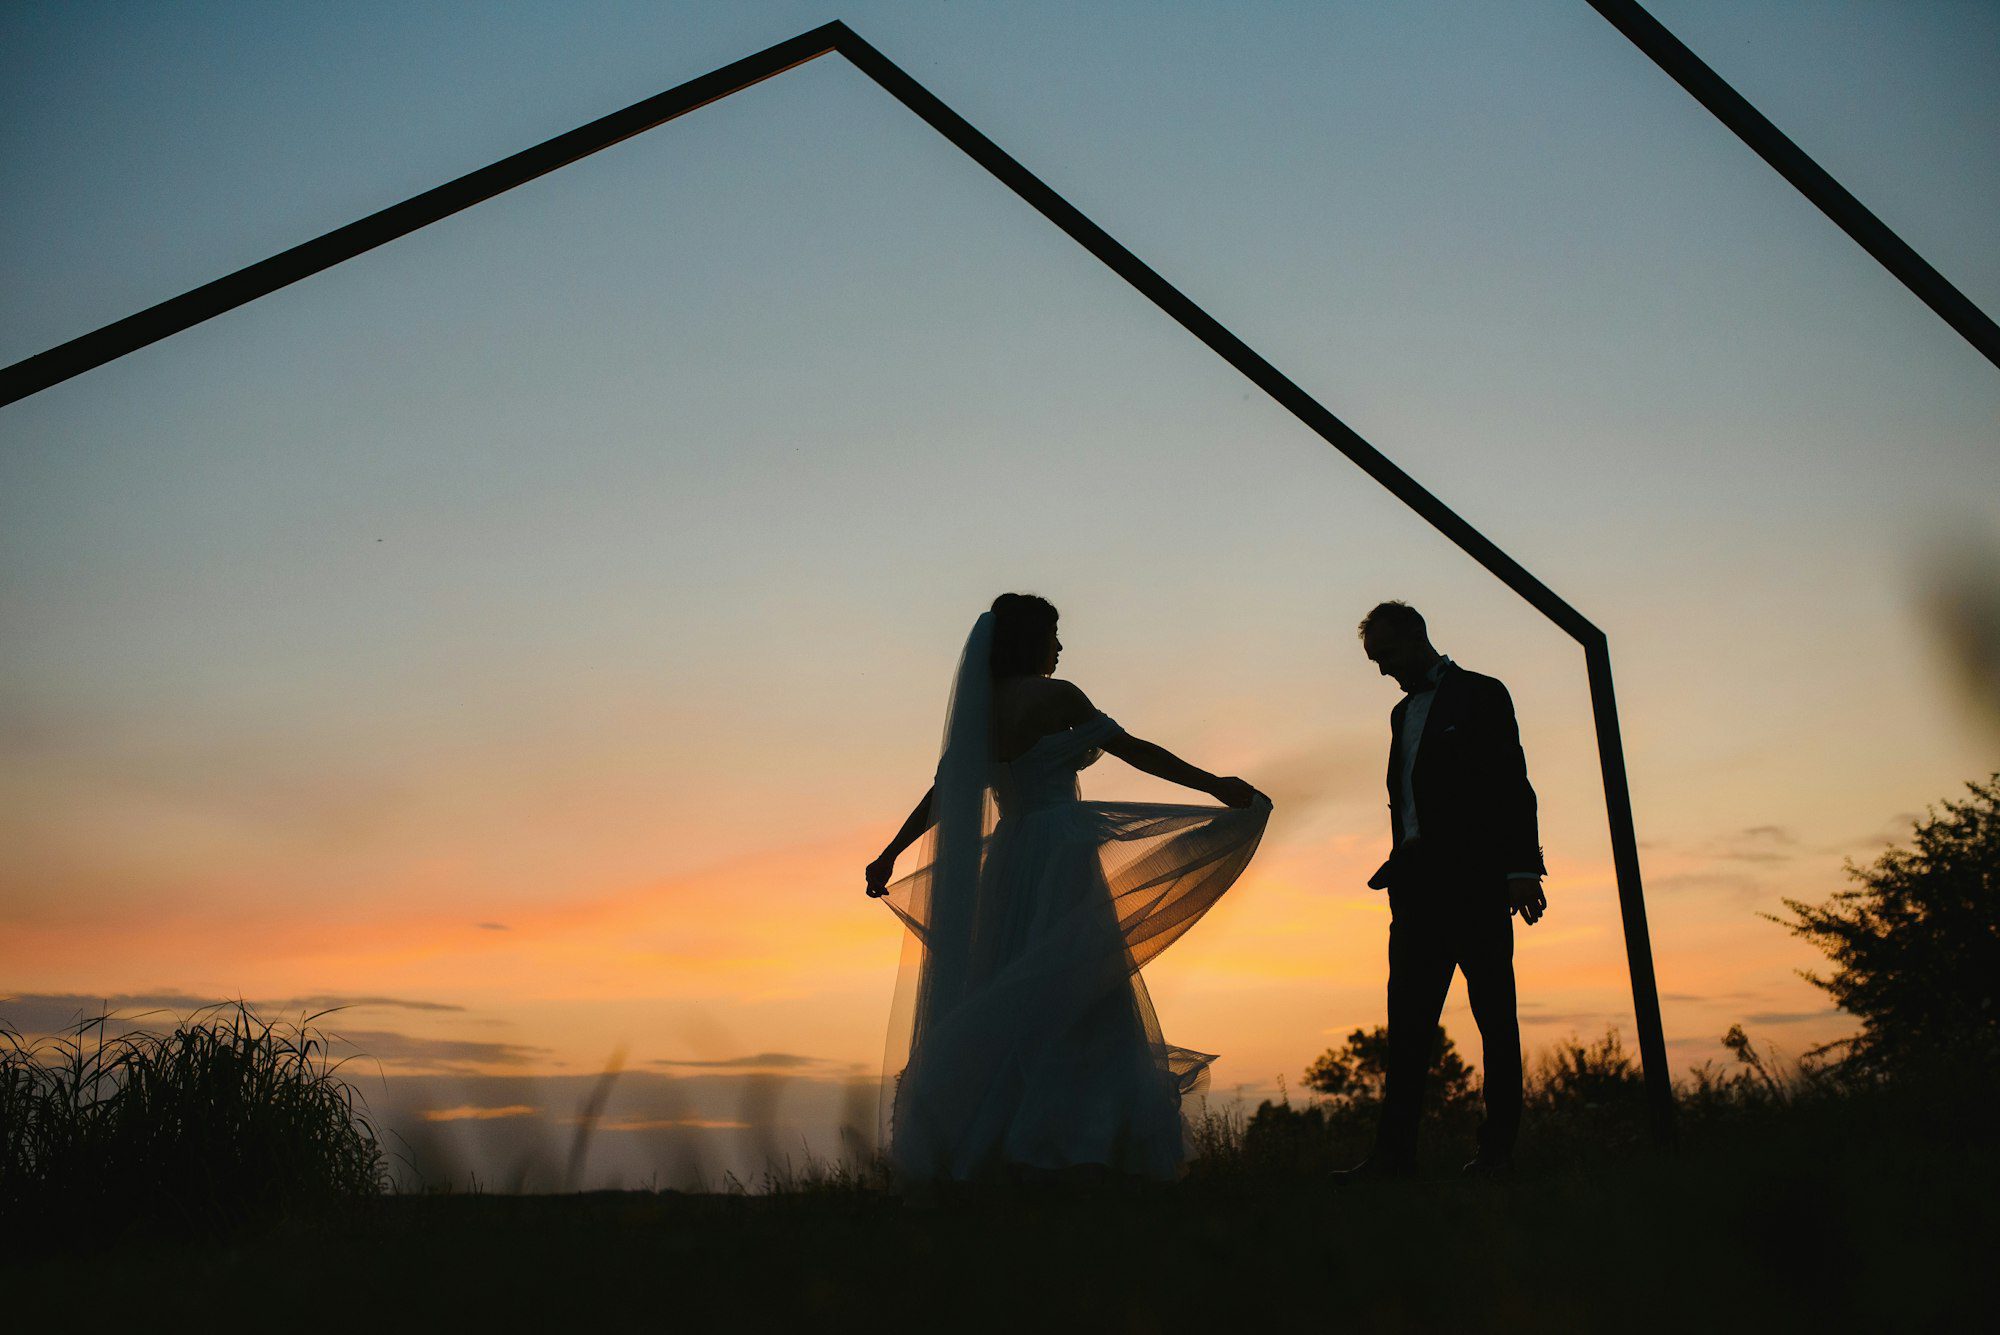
[865, 594, 1270, 1181]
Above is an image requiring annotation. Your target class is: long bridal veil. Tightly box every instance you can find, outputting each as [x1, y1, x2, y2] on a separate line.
[886, 612, 997, 1068]
[876, 613, 995, 1147]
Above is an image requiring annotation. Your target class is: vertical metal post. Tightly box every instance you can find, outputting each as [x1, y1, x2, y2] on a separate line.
[1584, 634, 1676, 1143]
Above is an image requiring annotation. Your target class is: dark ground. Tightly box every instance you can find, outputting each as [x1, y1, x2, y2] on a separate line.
[10, 1124, 1990, 1332]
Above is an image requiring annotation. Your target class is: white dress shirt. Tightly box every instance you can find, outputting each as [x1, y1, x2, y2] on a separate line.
[1395, 655, 1451, 847]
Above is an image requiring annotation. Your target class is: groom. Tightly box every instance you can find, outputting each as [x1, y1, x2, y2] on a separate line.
[1345, 600, 1546, 1178]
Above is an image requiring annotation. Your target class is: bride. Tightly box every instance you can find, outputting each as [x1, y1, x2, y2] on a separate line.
[864, 593, 1271, 1182]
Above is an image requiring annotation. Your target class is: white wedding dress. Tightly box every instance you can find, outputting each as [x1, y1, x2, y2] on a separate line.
[878, 616, 1269, 1182]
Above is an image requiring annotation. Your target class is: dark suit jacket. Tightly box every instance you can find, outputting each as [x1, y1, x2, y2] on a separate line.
[1370, 663, 1544, 889]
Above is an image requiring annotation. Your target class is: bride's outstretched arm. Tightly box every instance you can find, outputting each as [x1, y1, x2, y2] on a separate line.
[864, 786, 933, 897]
[1102, 733, 1263, 809]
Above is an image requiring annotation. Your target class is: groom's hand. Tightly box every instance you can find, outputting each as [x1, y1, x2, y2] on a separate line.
[865, 853, 896, 898]
[1508, 874, 1547, 925]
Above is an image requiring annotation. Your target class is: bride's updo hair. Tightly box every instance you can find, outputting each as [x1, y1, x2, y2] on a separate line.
[989, 593, 1059, 678]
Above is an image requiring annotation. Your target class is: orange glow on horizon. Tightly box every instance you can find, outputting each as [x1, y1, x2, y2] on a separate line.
[423, 1105, 539, 1122]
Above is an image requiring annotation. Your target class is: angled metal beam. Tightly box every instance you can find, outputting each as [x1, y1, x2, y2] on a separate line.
[0, 23, 849, 407]
[0, 20, 1677, 1143]
[839, 30, 1598, 638]
[1587, 0, 2000, 372]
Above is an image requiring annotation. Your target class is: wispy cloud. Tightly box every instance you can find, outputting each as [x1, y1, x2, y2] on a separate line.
[275, 994, 461, 1012]
[322, 1029, 550, 1074]
[1651, 869, 1762, 895]
[1826, 812, 1925, 854]
[1742, 1009, 1840, 1025]
[1713, 825, 1799, 864]
[1518, 1010, 1616, 1028]
[649, 1052, 833, 1071]
[0, 990, 461, 1035]
[1665, 1035, 1721, 1051]
[571, 1116, 752, 1131]
[423, 1104, 539, 1122]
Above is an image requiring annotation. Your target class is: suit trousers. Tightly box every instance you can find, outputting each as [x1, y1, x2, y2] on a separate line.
[1377, 847, 1521, 1163]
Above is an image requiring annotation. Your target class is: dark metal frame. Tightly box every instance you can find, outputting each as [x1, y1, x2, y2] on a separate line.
[47, 14, 1965, 1147]
[1586, 0, 2000, 372]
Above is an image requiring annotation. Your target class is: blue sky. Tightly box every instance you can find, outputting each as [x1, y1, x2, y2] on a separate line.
[2, 1, 1996, 1184]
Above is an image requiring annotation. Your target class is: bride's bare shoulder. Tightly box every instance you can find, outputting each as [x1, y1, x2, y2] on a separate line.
[1039, 677, 1096, 725]
[995, 676, 1095, 730]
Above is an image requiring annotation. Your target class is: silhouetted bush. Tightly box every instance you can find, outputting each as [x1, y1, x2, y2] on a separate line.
[1517, 1027, 1661, 1152]
[1303, 1023, 1478, 1114]
[0, 1002, 386, 1239]
[1534, 1028, 1641, 1106]
[1772, 774, 2000, 1078]
[1221, 1025, 1480, 1176]
[1220, 1022, 1806, 1176]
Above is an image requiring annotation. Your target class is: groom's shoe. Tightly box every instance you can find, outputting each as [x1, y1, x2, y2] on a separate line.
[1329, 1154, 1417, 1185]
[1459, 1154, 1513, 1178]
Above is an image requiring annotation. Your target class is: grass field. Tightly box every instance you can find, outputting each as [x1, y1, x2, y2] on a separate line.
[10, 1095, 1989, 1331]
[7, 1009, 1993, 1329]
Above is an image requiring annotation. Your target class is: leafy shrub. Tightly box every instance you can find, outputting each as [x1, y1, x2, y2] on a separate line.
[1772, 774, 2000, 1076]
[1225, 1026, 1482, 1176]
[1303, 1024, 1478, 1116]
[1220, 1023, 1803, 1176]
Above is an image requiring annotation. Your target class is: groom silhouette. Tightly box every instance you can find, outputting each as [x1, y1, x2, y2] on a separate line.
[1342, 601, 1546, 1179]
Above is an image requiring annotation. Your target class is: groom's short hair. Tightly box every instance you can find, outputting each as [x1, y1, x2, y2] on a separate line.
[1358, 600, 1426, 642]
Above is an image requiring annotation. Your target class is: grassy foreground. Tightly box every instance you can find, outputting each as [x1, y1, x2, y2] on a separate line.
[9, 1102, 1989, 1332]
[6, 1007, 1991, 1328]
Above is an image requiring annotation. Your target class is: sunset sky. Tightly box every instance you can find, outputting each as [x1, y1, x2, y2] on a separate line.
[4, 1, 1996, 1186]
